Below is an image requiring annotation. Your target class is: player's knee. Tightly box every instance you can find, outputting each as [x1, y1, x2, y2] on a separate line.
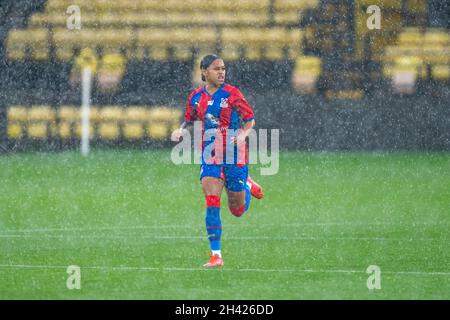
[229, 205, 245, 217]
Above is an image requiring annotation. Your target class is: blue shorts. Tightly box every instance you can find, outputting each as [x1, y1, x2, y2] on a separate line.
[200, 164, 248, 192]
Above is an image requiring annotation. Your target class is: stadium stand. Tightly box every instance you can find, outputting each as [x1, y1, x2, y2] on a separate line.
[383, 27, 450, 93]
[1, 0, 449, 147]
[7, 105, 182, 141]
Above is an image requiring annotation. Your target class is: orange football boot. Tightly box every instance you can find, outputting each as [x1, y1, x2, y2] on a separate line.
[203, 254, 224, 267]
[247, 176, 264, 199]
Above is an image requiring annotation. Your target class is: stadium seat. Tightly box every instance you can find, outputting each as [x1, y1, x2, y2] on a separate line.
[422, 45, 448, 64]
[27, 106, 56, 139]
[390, 56, 425, 94]
[74, 107, 100, 138]
[398, 31, 423, 46]
[136, 28, 171, 61]
[58, 106, 78, 139]
[431, 64, 450, 81]
[97, 53, 127, 93]
[7, 106, 28, 122]
[274, 11, 303, 25]
[7, 106, 28, 139]
[358, 0, 401, 9]
[123, 107, 149, 140]
[146, 106, 182, 140]
[98, 107, 123, 140]
[28, 106, 55, 122]
[287, 29, 303, 59]
[7, 123, 23, 139]
[274, 0, 319, 10]
[393, 56, 426, 77]
[148, 107, 180, 122]
[148, 123, 168, 140]
[292, 56, 321, 94]
[6, 29, 49, 60]
[46, 0, 94, 12]
[53, 28, 133, 61]
[383, 45, 421, 63]
[136, 28, 216, 61]
[424, 30, 450, 46]
[222, 28, 294, 61]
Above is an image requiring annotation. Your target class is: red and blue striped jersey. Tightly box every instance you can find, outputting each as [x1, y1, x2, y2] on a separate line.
[184, 83, 255, 165]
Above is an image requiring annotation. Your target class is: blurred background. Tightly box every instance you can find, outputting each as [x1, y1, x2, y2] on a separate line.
[1, 0, 449, 152]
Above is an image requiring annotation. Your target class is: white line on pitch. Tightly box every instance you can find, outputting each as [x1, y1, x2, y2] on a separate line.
[0, 234, 447, 242]
[0, 264, 448, 276]
[0, 221, 446, 234]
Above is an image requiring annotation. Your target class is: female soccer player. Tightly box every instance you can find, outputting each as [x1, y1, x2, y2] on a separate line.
[171, 54, 264, 267]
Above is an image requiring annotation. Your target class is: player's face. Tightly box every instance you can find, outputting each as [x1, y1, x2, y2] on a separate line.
[204, 59, 225, 86]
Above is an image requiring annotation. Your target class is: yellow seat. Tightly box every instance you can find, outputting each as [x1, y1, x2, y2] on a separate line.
[287, 29, 303, 59]
[123, 123, 144, 140]
[98, 107, 123, 140]
[58, 106, 79, 121]
[148, 107, 177, 122]
[392, 56, 426, 79]
[294, 56, 321, 75]
[432, 64, 450, 81]
[7, 106, 27, 139]
[6, 29, 49, 60]
[292, 55, 321, 94]
[146, 106, 181, 140]
[358, 0, 401, 8]
[46, 0, 94, 13]
[274, 0, 319, 11]
[398, 32, 423, 46]
[136, 28, 216, 61]
[422, 45, 448, 64]
[222, 28, 263, 61]
[57, 106, 79, 139]
[424, 31, 450, 46]
[7, 106, 28, 122]
[58, 122, 72, 139]
[27, 106, 56, 139]
[53, 28, 132, 61]
[383, 45, 421, 63]
[274, 11, 302, 25]
[74, 124, 95, 139]
[148, 123, 168, 140]
[28, 106, 55, 122]
[98, 123, 119, 140]
[28, 124, 49, 139]
[136, 28, 171, 61]
[72, 106, 99, 138]
[28, 13, 49, 28]
[123, 107, 149, 140]
[7, 123, 23, 139]
[124, 107, 149, 121]
[222, 27, 291, 61]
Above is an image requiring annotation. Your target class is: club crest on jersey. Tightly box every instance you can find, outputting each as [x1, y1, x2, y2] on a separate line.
[219, 98, 229, 108]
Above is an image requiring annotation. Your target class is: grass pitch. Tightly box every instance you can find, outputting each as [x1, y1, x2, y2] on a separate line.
[0, 150, 449, 299]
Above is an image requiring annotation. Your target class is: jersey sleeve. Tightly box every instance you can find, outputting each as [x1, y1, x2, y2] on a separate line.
[184, 92, 196, 122]
[230, 88, 255, 122]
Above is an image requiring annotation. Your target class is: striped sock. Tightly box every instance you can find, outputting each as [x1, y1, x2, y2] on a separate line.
[205, 195, 222, 251]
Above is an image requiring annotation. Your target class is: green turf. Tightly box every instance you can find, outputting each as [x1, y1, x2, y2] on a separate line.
[0, 150, 449, 299]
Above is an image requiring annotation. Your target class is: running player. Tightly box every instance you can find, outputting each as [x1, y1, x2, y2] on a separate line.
[171, 54, 264, 267]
